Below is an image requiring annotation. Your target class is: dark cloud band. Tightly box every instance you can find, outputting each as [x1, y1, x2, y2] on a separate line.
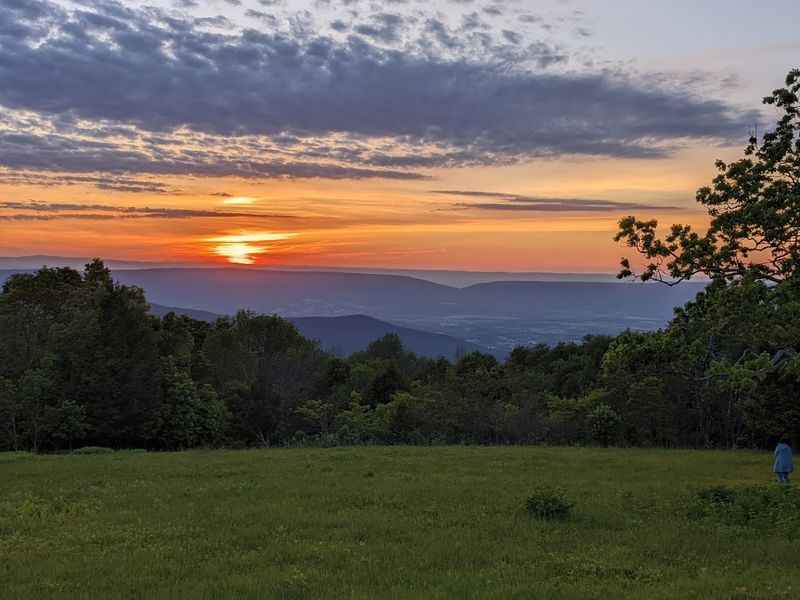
[0, 200, 296, 220]
[434, 190, 685, 212]
[0, 0, 760, 181]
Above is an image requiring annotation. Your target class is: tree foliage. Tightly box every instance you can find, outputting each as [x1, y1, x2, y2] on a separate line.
[616, 70, 800, 285]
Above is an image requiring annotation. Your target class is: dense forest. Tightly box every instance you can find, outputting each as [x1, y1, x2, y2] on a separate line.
[1, 71, 799, 453]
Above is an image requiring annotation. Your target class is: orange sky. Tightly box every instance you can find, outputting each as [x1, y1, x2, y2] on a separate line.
[0, 145, 718, 271]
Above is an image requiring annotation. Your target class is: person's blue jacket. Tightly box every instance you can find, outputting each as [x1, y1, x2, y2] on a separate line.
[774, 443, 794, 474]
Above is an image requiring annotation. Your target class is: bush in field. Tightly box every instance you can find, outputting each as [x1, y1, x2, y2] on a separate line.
[526, 487, 573, 520]
[696, 485, 737, 505]
[689, 484, 800, 532]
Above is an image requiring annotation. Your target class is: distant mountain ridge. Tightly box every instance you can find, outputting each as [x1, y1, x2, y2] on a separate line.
[0, 255, 639, 286]
[0, 256, 200, 271]
[148, 303, 486, 359]
[0, 266, 707, 354]
[290, 315, 486, 359]
[105, 267, 704, 318]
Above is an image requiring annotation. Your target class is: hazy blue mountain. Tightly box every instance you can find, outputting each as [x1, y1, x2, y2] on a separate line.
[0, 255, 660, 286]
[0, 270, 25, 284]
[148, 303, 486, 359]
[289, 314, 486, 359]
[112, 269, 456, 317]
[108, 268, 703, 316]
[0, 256, 201, 270]
[148, 303, 222, 322]
[255, 266, 627, 287]
[1, 267, 707, 354]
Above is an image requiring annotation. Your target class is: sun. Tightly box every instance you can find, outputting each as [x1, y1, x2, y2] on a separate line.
[206, 232, 297, 265]
[221, 196, 257, 205]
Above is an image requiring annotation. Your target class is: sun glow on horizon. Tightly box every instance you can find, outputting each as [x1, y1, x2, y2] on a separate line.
[221, 196, 258, 205]
[206, 231, 297, 265]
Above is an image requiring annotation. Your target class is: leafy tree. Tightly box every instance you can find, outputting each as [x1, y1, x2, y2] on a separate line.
[366, 333, 404, 361]
[58, 261, 162, 447]
[43, 399, 88, 451]
[157, 357, 227, 449]
[365, 363, 408, 407]
[587, 402, 621, 447]
[15, 366, 57, 452]
[0, 378, 20, 450]
[0, 267, 82, 379]
[295, 399, 337, 435]
[616, 69, 800, 285]
[707, 354, 772, 448]
[205, 312, 325, 445]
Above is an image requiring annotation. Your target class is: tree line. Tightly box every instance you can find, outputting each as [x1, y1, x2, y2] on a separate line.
[1, 69, 799, 452]
[0, 261, 797, 452]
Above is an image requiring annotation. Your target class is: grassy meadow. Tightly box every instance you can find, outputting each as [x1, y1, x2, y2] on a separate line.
[1, 446, 798, 599]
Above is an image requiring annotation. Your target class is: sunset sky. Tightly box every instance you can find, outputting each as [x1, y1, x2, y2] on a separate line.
[1, 0, 798, 271]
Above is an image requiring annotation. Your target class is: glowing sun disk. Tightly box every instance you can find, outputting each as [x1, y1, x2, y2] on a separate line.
[206, 231, 296, 264]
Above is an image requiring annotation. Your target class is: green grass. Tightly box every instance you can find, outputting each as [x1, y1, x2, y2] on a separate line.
[1, 447, 798, 599]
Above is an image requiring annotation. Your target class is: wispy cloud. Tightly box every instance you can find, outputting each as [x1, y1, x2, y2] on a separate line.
[0, 201, 296, 220]
[433, 190, 685, 212]
[0, 172, 176, 193]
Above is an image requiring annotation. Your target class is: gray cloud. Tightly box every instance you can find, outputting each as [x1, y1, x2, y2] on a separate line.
[0, 128, 428, 180]
[0, 200, 297, 219]
[354, 13, 406, 44]
[245, 9, 278, 26]
[0, 172, 175, 193]
[461, 11, 488, 30]
[194, 15, 235, 29]
[433, 190, 684, 212]
[0, 0, 760, 182]
[0, 213, 139, 221]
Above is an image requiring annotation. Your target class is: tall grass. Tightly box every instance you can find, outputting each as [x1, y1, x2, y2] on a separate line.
[1, 446, 798, 599]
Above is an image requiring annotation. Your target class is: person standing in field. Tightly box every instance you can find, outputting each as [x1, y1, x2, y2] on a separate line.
[773, 436, 794, 484]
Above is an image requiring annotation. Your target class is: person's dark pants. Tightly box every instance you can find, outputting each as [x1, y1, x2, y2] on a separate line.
[776, 472, 790, 484]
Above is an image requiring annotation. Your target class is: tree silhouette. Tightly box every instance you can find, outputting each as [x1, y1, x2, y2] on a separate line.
[616, 69, 800, 285]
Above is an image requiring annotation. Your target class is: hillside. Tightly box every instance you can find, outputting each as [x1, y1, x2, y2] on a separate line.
[149, 303, 487, 359]
[2, 268, 706, 353]
[115, 269, 704, 352]
[289, 314, 485, 359]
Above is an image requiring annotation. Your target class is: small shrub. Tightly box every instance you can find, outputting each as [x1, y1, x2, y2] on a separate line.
[526, 487, 573, 520]
[72, 446, 114, 455]
[689, 484, 800, 531]
[697, 485, 737, 505]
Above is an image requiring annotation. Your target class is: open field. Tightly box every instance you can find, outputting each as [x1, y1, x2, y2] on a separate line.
[1, 447, 798, 599]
